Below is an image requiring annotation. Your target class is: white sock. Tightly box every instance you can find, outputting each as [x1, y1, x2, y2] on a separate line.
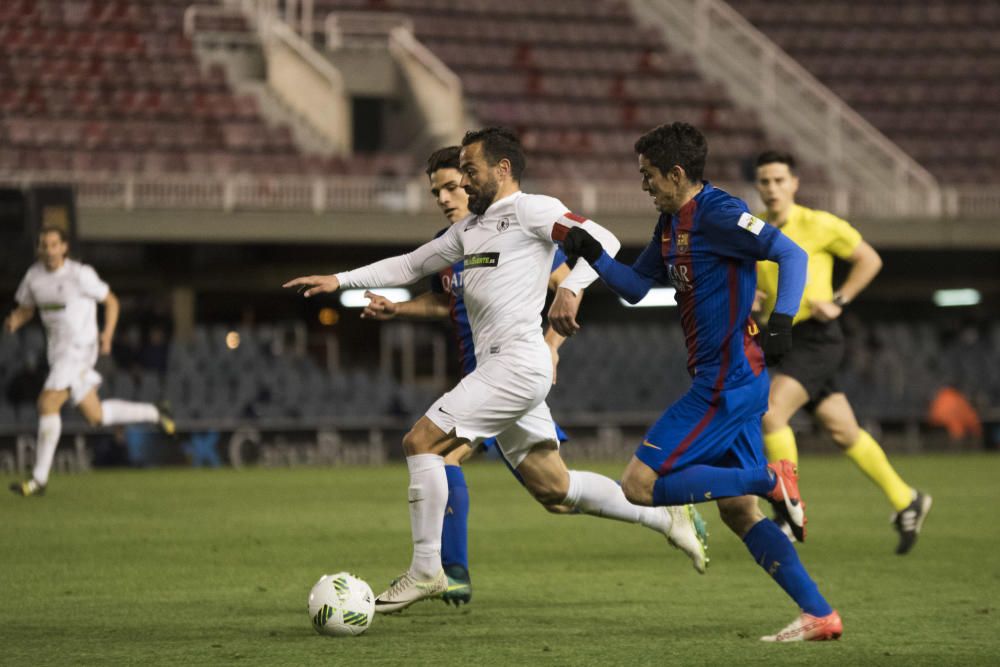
[100, 399, 159, 426]
[32, 414, 62, 486]
[563, 470, 672, 534]
[406, 453, 448, 579]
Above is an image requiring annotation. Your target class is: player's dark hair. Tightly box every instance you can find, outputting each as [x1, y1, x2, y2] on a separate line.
[425, 146, 461, 176]
[756, 150, 797, 173]
[461, 127, 526, 181]
[634, 122, 707, 183]
[39, 225, 69, 243]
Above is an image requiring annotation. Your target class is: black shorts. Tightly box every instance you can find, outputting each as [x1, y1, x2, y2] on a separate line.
[770, 318, 845, 408]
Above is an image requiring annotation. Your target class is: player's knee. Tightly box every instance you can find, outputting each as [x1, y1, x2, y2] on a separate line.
[621, 474, 653, 506]
[82, 409, 102, 427]
[401, 428, 431, 456]
[823, 418, 859, 448]
[829, 424, 859, 449]
[37, 392, 63, 415]
[526, 479, 567, 507]
[762, 410, 788, 433]
[717, 498, 762, 536]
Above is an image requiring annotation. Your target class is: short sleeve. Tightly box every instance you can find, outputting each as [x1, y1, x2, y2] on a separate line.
[78, 264, 110, 301]
[699, 197, 778, 262]
[14, 271, 34, 307]
[515, 194, 575, 242]
[820, 212, 863, 259]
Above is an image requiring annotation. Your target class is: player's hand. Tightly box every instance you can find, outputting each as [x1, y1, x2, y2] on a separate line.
[3, 315, 13, 334]
[548, 287, 583, 337]
[751, 289, 768, 314]
[763, 312, 794, 366]
[99, 331, 113, 356]
[548, 344, 560, 385]
[562, 227, 604, 265]
[283, 274, 340, 298]
[809, 300, 842, 322]
[361, 291, 399, 320]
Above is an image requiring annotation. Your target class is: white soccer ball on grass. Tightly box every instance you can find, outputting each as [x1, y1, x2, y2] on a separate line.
[308, 572, 375, 636]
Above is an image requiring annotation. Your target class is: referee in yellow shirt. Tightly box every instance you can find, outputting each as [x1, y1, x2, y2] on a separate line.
[754, 151, 931, 555]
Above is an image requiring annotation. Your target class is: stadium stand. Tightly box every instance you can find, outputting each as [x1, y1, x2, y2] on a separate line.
[0, 0, 816, 183]
[0, 0, 351, 175]
[726, 0, 1000, 184]
[2, 319, 996, 430]
[310, 0, 785, 182]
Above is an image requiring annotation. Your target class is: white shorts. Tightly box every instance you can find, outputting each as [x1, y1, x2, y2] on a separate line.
[45, 345, 101, 405]
[426, 338, 557, 468]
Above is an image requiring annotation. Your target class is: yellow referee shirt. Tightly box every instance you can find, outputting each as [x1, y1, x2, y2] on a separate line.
[757, 204, 862, 323]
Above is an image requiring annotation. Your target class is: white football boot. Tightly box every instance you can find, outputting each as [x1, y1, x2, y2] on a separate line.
[665, 504, 710, 574]
[374, 569, 447, 614]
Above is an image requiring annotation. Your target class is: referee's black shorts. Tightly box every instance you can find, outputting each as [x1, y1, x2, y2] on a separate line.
[769, 318, 845, 408]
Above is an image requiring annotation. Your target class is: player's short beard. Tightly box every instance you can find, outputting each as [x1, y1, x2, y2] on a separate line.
[467, 177, 498, 216]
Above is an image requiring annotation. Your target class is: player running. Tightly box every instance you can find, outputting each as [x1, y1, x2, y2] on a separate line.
[361, 145, 710, 605]
[753, 150, 931, 553]
[5, 226, 175, 497]
[286, 127, 708, 614]
[560, 123, 842, 642]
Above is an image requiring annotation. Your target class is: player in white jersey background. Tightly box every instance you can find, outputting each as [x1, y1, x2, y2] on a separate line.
[286, 127, 709, 613]
[5, 226, 175, 496]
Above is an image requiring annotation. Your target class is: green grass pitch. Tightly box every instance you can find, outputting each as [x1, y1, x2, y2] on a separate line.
[3, 453, 998, 666]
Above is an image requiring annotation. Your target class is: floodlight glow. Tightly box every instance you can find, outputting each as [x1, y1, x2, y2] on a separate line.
[933, 288, 981, 307]
[619, 288, 677, 308]
[339, 288, 411, 308]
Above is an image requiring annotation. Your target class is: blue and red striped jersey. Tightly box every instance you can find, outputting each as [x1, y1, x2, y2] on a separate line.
[630, 183, 775, 389]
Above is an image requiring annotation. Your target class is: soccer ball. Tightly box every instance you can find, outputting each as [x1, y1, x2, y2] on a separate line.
[308, 572, 375, 636]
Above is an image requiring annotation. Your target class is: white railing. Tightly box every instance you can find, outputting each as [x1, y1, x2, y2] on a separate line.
[629, 0, 941, 217]
[324, 11, 413, 50]
[1, 172, 994, 220]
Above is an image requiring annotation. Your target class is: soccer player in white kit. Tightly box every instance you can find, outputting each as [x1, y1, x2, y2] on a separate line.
[5, 226, 175, 496]
[285, 128, 709, 613]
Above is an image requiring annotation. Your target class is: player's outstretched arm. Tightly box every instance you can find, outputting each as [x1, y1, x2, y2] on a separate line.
[283, 274, 341, 298]
[562, 227, 661, 305]
[4, 305, 36, 334]
[361, 290, 449, 320]
[288, 233, 462, 298]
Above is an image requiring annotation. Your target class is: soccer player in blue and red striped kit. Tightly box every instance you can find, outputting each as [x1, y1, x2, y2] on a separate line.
[560, 122, 842, 642]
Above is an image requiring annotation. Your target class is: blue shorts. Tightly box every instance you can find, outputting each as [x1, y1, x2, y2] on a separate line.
[636, 372, 769, 476]
[484, 420, 568, 484]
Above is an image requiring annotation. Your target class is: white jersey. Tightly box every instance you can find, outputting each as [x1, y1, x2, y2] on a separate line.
[337, 191, 620, 364]
[15, 259, 110, 364]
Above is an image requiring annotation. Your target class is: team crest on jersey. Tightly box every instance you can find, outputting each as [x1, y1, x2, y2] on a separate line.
[496, 217, 510, 232]
[676, 232, 690, 253]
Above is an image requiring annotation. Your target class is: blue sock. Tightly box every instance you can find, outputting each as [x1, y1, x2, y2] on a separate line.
[652, 465, 773, 505]
[743, 519, 833, 617]
[441, 465, 469, 571]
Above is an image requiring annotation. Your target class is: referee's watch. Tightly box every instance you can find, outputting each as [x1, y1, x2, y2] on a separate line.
[832, 292, 849, 307]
